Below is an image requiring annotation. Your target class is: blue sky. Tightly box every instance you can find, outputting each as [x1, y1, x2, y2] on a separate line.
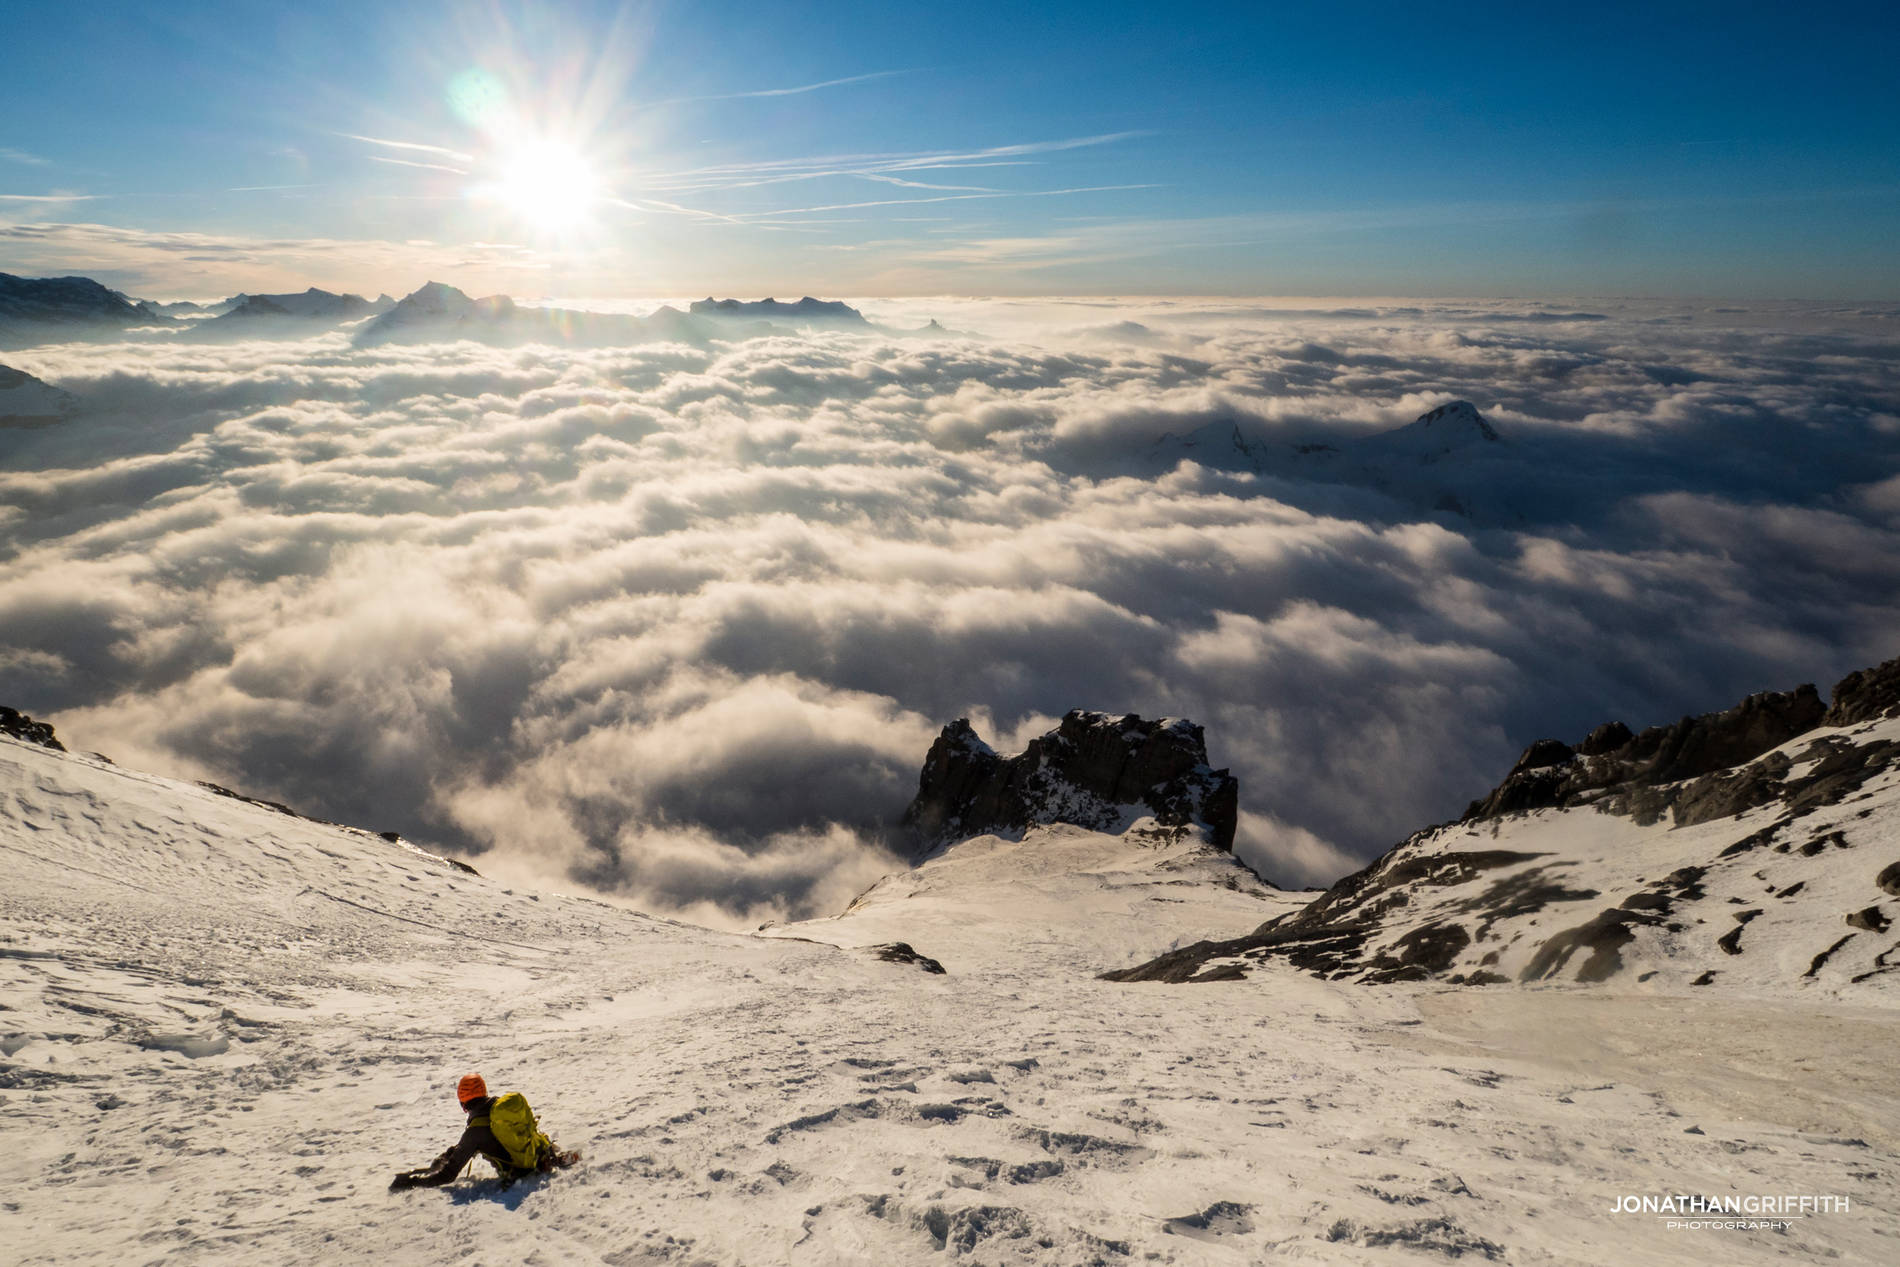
[4, 1, 1896, 298]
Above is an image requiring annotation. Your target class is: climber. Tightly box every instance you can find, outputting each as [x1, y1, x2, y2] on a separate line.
[389, 1073, 576, 1190]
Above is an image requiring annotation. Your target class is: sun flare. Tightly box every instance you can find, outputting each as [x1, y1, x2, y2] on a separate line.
[489, 138, 601, 233]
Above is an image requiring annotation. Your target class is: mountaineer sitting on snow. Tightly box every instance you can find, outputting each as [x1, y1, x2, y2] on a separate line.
[389, 1073, 577, 1190]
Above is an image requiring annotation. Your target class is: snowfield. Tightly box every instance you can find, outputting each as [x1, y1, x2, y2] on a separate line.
[5, 732, 1897, 1265]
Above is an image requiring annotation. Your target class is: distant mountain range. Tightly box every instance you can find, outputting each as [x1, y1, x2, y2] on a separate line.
[689, 296, 868, 326]
[210, 287, 394, 324]
[0, 271, 898, 350]
[0, 272, 152, 331]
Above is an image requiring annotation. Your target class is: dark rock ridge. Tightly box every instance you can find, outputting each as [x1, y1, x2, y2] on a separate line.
[1104, 653, 1900, 988]
[1825, 658, 1900, 728]
[1, 706, 65, 751]
[1461, 653, 1900, 831]
[689, 296, 867, 325]
[0, 272, 159, 330]
[1462, 683, 1828, 826]
[902, 711, 1237, 854]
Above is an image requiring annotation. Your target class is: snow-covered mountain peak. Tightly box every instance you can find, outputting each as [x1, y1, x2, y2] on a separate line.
[1411, 399, 1498, 438]
[352, 283, 523, 346]
[1358, 399, 1503, 464]
[393, 281, 477, 315]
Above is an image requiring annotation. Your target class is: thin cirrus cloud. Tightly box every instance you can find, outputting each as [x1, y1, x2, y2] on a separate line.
[2, 299, 1896, 925]
[368, 156, 471, 176]
[645, 69, 919, 107]
[634, 133, 1149, 197]
[338, 133, 476, 164]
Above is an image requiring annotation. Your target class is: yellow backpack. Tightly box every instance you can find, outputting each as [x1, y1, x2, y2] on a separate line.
[470, 1092, 550, 1173]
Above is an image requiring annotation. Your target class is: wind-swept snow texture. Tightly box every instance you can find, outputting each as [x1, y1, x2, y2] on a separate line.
[7, 732, 1898, 1264]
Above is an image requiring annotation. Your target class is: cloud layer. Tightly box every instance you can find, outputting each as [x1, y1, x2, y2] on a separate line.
[4, 298, 1898, 921]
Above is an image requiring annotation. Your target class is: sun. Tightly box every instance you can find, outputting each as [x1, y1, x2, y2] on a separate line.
[488, 137, 602, 234]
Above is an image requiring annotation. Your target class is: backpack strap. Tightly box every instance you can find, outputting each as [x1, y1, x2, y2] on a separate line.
[464, 1112, 523, 1176]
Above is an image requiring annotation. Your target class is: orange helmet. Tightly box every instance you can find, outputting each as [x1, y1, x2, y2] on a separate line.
[456, 1074, 487, 1106]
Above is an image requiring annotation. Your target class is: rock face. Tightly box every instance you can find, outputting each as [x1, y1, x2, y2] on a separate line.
[1, 706, 65, 751]
[1825, 658, 1900, 727]
[1461, 683, 1829, 826]
[901, 710, 1238, 854]
[871, 942, 947, 974]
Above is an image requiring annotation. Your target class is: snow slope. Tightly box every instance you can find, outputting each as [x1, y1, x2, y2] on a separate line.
[6, 732, 1898, 1264]
[770, 822, 1302, 976]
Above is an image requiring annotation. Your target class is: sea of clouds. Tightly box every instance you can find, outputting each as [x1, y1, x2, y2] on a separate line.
[4, 296, 1898, 926]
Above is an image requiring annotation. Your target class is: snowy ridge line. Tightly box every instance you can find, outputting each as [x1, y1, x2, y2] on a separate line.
[2, 708, 483, 883]
[1107, 651, 1900, 993]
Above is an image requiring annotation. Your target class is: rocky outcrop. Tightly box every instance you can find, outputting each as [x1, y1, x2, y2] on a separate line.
[1458, 657, 1900, 832]
[1105, 651, 1900, 991]
[1462, 682, 1828, 826]
[1825, 658, 1900, 727]
[1, 706, 65, 751]
[901, 711, 1238, 854]
[872, 942, 947, 974]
